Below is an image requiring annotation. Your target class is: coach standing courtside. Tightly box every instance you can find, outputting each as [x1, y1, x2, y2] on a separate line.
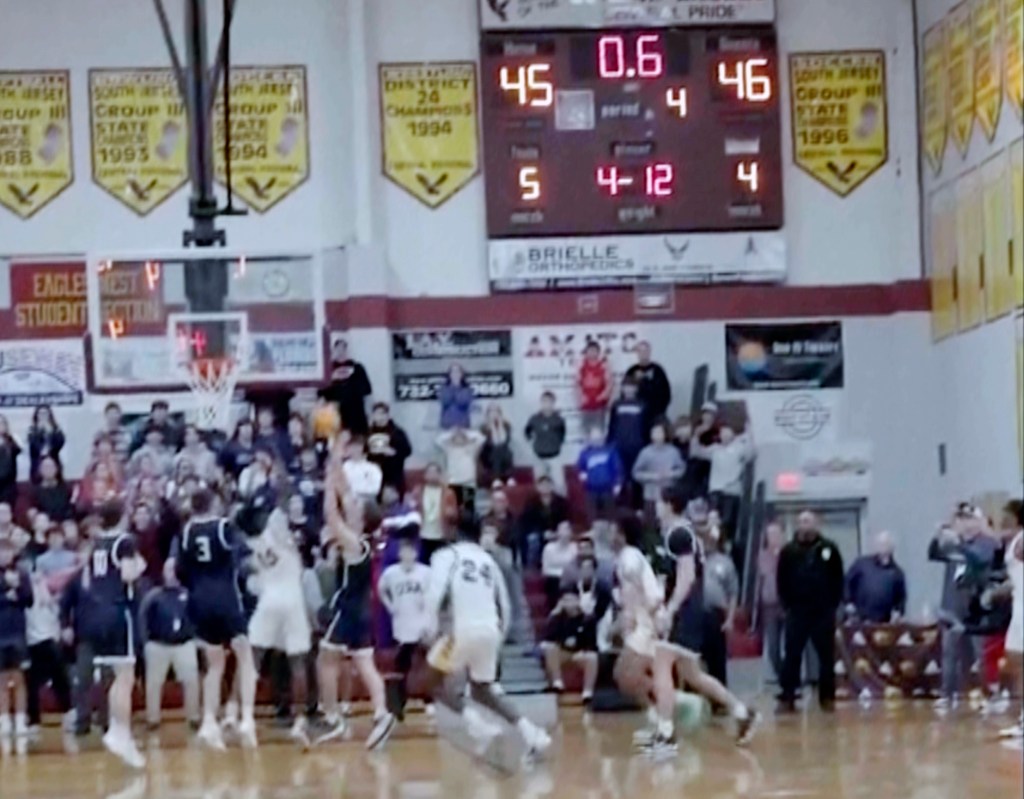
[777, 511, 844, 712]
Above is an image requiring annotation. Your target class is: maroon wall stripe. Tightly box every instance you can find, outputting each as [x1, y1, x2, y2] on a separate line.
[327, 280, 930, 329]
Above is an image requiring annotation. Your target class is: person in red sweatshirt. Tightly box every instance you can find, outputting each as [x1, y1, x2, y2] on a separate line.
[577, 341, 612, 434]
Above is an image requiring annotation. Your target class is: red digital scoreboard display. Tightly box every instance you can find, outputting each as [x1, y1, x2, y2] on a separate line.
[481, 28, 783, 238]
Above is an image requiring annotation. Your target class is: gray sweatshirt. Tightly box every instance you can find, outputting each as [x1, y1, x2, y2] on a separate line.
[631, 443, 685, 502]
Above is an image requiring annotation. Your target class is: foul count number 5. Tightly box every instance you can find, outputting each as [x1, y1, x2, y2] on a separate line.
[717, 58, 772, 102]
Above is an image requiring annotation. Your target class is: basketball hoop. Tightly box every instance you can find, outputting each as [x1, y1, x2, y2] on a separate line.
[181, 356, 241, 433]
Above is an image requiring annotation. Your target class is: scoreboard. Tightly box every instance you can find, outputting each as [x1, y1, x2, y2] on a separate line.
[481, 28, 782, 237]
[479, 2, 786, 290]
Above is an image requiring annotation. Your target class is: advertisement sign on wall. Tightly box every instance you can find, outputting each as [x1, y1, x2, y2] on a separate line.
[741, 390, 841, 443]
[515, 325, 642, 444]
[391, 329, 513, 403]
[726, 322, 844, 391]
[0, 71, 73, 219]
[478, 0, 776, 29]
[0, 340, 85, 407]
[789, 51, 888, 197]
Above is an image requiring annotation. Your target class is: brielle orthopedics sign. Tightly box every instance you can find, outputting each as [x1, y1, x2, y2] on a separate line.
[789, 51, 888, 197]
[380, 62, 479, 208]
[89, 69, 188, 215]
[0, 71, 73, 219]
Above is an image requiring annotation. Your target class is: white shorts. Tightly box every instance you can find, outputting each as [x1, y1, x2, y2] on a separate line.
[428, 627, 501, 683]
[248, 597, 311, 656]
[623, 612, 658, 659]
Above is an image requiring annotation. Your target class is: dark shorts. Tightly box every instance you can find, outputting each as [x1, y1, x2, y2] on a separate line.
[0, 642, 29, 671]
[323, 605, 373, 652]
[668, 603, 704, 655]
[85, 609, 137, 664]
[189, 593, 248, 647]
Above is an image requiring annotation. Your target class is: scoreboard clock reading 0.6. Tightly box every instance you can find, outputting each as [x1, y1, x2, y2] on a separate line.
[481, 28, 783, 238]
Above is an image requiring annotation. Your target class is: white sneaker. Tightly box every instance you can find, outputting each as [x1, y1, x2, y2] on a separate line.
[340, 702, 352, 717]
[365, 712, 396, 751]
[220, 701, 239, 733]
[289, 716, 310, 750]
[102, 728, 146, 769]
[998, 721, 1024, 739]
[61, 710, 77, 732]
[0, 714, 11, 737]
[197, 719, 227, 751]
[517, 718, 551, 758]
[632, 726, 658, 747]
[313, 715, 348, 746]
[238, 718, 258, 749]
[13, 714, 28, 738]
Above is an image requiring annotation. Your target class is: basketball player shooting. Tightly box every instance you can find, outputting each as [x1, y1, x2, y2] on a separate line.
[315, 455, 396, 750]
[423, 512, 552, 761]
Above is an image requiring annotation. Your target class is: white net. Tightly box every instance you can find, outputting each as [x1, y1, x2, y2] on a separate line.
[181, 357, 242, 432]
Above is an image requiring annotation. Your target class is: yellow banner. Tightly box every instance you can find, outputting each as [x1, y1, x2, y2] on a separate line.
[956, 169, 984, 330]
[922, 24, 948, 175]
[1012, 139, 1023, 306]
[1007, 0, 1024, 117]
[380, 62, 479, 208]
[982, 151, 1013, 318]
[0, 71, 73, 219]
[930, 186, 959, 341]
[89, 69, 188, 215]
[789, 51, 888, 197]
[948, 2, 975, 155]
[973, 0, 1003, 139]
[213, 66, 310, 213]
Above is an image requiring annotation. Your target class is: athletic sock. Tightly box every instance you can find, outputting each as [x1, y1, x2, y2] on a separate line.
[657, 718, 674, 739]
[646, 706, 660, 726]
[733, 704, 750, 721]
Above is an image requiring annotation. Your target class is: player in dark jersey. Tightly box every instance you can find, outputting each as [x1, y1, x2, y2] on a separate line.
[174, 488, 258, 750]
[648, 486, 759, 754]
[314, 448, 396, 750]
[83, 499, 147, 768]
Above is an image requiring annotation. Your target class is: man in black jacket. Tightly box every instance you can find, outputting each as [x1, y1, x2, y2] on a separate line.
[624, 341, 671, 427]
[322, 338, 373, 435]
[366, 403, 412, 496]
[777, 510, 844, 711]
[517, 476, 570, 568]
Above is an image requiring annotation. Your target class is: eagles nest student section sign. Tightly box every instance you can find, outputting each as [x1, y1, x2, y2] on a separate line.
[0, 71, 73, 219]
[380, 62, 480, 208]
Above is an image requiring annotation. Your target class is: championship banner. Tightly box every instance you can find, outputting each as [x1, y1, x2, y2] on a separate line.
[0, 71, 73, 219]
[972, 0, 1003, 141]
[213, 66, 310, 213]
[1013, 139, 1024, 306]
[725, 322, 844, 391]
[947, 2, 975, 155]
[89, 69, 188, 215]
[380, 62, 479, 209]
[391, 329, 513, 403]
[921, 24, 948, 175]
[982, 151, 1013, 319]
[0, 340, 85, 407]
[955, 168, 984, 331]
[929, 186, 958, 341]
[479, 0, 776, 29]
[789, 51, 888, 197]
[1006, 0, 1024, 117]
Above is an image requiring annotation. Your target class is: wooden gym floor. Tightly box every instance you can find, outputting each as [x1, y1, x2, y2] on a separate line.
[1, 704, 1020, 799]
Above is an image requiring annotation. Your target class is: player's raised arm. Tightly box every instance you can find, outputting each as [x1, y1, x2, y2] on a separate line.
[323, 460, 361, 553]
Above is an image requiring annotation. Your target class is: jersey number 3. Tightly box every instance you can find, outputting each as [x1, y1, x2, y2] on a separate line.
[460, 560, 493, 587]
[195, 536, 213, 563]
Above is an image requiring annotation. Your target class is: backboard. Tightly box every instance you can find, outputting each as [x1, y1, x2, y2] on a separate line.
[84, 249, 326, 392]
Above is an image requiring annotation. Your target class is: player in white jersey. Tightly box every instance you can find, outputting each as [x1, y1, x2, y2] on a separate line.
[610, 511, 666, 744]
[424, 513, 551, 758]
[378, 523, 433, 720]
[247, 505, 313, 747]
[996, 500, 1023, 740]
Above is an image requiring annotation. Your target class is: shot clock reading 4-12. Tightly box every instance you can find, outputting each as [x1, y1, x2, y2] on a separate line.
[481, 28, 783, 237]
